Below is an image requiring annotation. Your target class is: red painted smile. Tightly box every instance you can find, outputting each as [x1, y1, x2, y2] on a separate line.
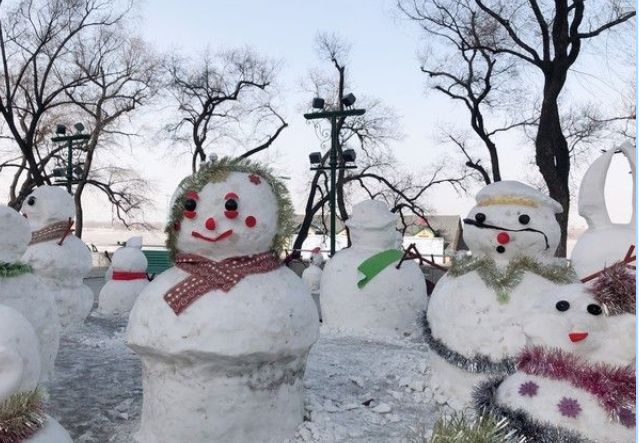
[569, 332, 588, 343]
[191, 229, 233, 243]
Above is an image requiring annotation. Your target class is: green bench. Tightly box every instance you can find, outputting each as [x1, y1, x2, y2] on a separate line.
[142, 249, 174, 278]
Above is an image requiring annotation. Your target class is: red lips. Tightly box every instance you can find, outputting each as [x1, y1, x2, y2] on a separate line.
[569, 332, 588, 343]
[191, 230, 233, 243]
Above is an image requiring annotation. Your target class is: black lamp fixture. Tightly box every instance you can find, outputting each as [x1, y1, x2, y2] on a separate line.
[342, 148, 356, 163]
[312, 97, 325, 110]
[74, 122, 85, 133]
[55, 124, 66, 135]
[309, 152, 322, 164]
[341, 93, 356, 107]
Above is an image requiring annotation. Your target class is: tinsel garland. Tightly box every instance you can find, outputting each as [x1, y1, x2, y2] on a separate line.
[419, 313, 515, 375]
[474, 378, 594, 443]
[449, 255, 577, 304]
[0, 262, 32, 279]
[0, 389, 45, 443]
[429, 410, 527, 443]
[517, 346, 635, 422]
[165, 156, 295, 260]
[589, 263, 636, 315]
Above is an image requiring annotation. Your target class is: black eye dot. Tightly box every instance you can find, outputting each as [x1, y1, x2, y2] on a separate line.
[225, 199, 238, 211]
[27, 196, 36, 206]
[587, 304, 603, 316]
[556, 300, 570, 312]
[475, 212, 486, 223]
[184, 198, 197, 212]
[518, 214, 530, 225]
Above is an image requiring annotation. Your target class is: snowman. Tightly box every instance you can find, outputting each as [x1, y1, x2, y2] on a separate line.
[0, 303, 72, 442]
[127, 157, 319, 443]
[319, 199, 427, 338]
[97, 236, 148, 316]
[475, 286, 635, 443]
[572, 143, 636, 278]
[0, 206, 60, 382]
[301, 247, 324, 319]
[21, 186, 94, 330]
[425, 181, 578, 410]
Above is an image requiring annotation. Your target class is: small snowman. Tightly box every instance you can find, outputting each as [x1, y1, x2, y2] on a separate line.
[21, 186, 94, 330]
[476, 286, 635, 443]
[97, 236, 148, 316]
[127, 157, 319, 443]
[319, 199, 427, 338]
[0, 303, 72, 442]
[425, 181, 577, 410]
[0, 206, 60, 382]
[301, 247, 324, 319]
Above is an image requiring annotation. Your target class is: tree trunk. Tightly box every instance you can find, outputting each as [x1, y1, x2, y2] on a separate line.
[534, 77, 570, 257]
[74, 195, 84, 238]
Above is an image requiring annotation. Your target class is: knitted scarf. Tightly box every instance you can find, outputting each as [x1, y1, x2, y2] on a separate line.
[29, 220, 73, 245]
[164, 252, 282, 315]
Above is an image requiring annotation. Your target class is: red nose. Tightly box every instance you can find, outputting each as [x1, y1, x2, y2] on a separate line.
[205, 217, 216, 231]
[496, 232, 510, 244]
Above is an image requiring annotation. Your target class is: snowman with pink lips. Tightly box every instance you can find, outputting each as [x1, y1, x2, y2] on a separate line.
[127, 157, 319, 443]
[425, 181, 578, 410]
[476, 284, 635, 442]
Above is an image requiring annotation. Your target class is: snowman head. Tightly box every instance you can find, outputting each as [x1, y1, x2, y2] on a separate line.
[310, 247, 324, 266]
[346, 200, 399, 250]
[0, 207, 31, 262]
[21, 185, 75, 230]
[166, 157, 294, 260]
[112, 237, 147, 272]
[463, 181, 562, 262]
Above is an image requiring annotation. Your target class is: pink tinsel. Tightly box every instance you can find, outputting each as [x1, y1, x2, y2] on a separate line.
[517, 346, 635, 421]
[589, 263, 636, 315]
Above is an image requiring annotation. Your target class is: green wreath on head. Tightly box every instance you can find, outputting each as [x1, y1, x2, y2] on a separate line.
[165, 156, 295, 260]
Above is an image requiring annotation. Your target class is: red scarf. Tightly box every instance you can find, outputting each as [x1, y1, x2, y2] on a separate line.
[518, 346, 635, 422]
[164, 252, 282, 315]
[112, 271, 147, 281]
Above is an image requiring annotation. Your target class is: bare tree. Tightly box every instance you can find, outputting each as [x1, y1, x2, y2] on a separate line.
[0, 0, 132, 208]
[164, 48, 287, 172]
[400, 0, 636, 255]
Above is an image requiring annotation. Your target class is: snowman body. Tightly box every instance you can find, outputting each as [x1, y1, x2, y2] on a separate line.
[21, 186, 94, 330]
[320, 200, 426, 338]
[0, 304, 72, 443]
[479, 288, 635, 443]
[127, 165, 319, 443]
[98, 237, 148, 316]
[426, 181, 574, 409]
[571, 143, 636, 278]
[0, 207, 60, 382]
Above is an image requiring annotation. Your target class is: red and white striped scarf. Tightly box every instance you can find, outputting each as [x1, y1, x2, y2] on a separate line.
[164, 252, 281, 315]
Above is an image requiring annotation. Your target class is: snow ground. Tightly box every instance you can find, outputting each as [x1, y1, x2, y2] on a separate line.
[47, 278, 442, 443]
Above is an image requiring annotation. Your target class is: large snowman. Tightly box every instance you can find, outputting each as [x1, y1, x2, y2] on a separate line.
[127, 157, 319, 443]
[0, 206, 60, 382]
[425, 181, 577, 409]
[319, 199, 427, 338]
[0, 303, 72, 442]
[476, 286, 635, 442]
[97, 236, 148, 316]
[21, 186, 94, 330]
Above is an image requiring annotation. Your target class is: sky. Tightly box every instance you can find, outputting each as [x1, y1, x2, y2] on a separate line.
[18, 0, 637, 228]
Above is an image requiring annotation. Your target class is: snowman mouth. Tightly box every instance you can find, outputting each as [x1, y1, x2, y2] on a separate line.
[462, 218, 550, 250]
[569, 331, 588, 342]
[191, 230, 233, 243]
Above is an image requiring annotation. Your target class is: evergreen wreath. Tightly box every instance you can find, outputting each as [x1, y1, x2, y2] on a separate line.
[0, 262, 32, 279]
[0, 389, 45, 443]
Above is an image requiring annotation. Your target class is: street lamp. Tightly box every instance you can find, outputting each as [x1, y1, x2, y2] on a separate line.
[51, 123, 91, 194]
[304, 95, 365, 256]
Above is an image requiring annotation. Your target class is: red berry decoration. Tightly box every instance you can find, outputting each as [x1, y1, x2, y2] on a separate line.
[245, 216, 256, 228]
[248, 174, 261, 185]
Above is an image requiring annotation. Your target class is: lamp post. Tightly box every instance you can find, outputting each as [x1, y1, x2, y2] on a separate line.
[305, 97, 365, 256]
[51, 123, 90, 194]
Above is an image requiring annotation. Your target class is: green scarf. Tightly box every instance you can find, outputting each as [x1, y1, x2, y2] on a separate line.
[0, 262, 32, 279]
[357, 249, 404, 289]
[449, 255, 577, 304]
[0, 389, 45, 443]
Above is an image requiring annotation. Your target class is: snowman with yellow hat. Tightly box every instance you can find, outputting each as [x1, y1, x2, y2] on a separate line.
[424, 181, 578, 410]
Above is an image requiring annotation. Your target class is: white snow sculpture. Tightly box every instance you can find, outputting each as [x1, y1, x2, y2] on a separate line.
[0, 304, 72, 443]
[97, 236, 148, 316]
[127, 157, 319, 443]
[0, 206, 60, 382]
[301, 247, 324, 319]
[476, 286, 635, 443]
[571, 142, 636, 278]
[425, 181, 578, 410]
[21, 186, 94, 330]
[319, 199, 427, 338]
